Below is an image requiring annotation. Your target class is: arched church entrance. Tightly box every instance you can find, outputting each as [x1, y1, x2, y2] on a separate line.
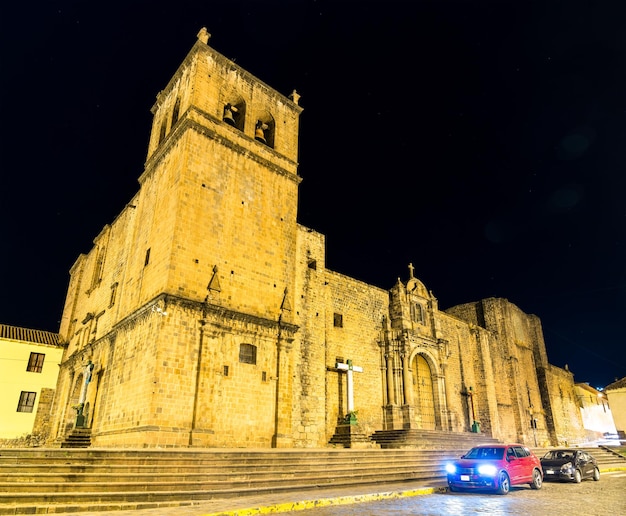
[412, 353, 436, 429]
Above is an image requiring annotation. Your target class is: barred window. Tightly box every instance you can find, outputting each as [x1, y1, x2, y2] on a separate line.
[239, 343, 257, 365]
[17, 391, 37, 413]
[333, 313, 343, 328]
[27, 352, 45, 373]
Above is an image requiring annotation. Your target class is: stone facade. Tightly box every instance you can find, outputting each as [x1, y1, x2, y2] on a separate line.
[47, 29, 585, 448]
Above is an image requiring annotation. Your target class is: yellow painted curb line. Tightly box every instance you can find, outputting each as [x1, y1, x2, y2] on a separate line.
[201, 486, 446, 515]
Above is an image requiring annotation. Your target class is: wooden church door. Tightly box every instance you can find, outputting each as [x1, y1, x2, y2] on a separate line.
[412, 354, 436, 429]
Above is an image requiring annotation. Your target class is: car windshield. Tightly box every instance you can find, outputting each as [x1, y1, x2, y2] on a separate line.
[544, 450, 574, 460]
[464, 447, 504, 460]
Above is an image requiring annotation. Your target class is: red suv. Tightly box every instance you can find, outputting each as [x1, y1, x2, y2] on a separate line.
[446, 444, 543, 494]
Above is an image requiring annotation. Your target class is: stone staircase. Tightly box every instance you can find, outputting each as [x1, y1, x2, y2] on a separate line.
[0, 446, 465, 514]
[371, 428, 501, 449]
[1, 440, 623, 514]
[59, 428, 92, 448]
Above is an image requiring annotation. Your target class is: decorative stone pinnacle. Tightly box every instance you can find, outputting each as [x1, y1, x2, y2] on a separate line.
[197, 27, 211, 44]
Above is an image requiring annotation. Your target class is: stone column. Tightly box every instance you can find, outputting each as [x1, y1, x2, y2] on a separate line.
[402, 351, 414, 406]
[385, 352, 395, 405]
[273, 336, 294, 448]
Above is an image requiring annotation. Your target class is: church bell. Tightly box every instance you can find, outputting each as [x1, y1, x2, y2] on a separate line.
[223, 103, 238, 126]
[255, 121, 268, 143]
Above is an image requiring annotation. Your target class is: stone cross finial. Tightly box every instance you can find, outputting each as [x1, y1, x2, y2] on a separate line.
[408, 263, 415, 278]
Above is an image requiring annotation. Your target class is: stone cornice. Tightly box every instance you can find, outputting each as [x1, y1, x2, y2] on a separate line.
[109, 293, 299, 341]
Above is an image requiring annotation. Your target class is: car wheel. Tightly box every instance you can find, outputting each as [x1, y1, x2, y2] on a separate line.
[573, 469, 582, 483]
[496, 471, 510, 495]
[530, 468, 543, 489]
[593, 467, 600, 481]
[449, 485, 459, 492]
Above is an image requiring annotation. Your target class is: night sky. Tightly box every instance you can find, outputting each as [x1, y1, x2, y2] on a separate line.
[2, 1, 625, 389]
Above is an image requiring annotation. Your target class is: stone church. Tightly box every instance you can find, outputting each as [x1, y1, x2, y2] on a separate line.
[47, 29, 586, 449]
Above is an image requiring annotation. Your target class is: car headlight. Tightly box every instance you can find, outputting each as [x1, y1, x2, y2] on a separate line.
[560, 462, 573, 472]
[445, 463, 457, 474]
[478, 464, 497, 476]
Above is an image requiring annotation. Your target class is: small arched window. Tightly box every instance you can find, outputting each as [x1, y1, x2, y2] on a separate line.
[255, 117, 275, 148]
[222, 98, 245, 131]
[253, 109, 275, 148]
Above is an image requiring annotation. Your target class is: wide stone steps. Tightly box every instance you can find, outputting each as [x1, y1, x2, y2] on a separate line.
[0, 462, 448, 490]
[4, 439, 621, 514]
[0, 447, 462, 514]
[371, 428, 501, 449]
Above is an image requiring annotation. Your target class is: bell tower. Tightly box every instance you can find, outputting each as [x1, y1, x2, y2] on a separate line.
[137, 28, 303, 322]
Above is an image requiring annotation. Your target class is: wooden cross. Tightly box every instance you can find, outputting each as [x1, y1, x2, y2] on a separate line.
[335, 359, 363, 414]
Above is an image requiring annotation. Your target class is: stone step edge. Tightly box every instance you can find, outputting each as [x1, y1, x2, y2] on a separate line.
[0, 475, 448, 505]
[0, 471, 448, 498]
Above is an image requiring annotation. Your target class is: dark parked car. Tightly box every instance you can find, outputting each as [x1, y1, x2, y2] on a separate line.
[445, 444, 543, 495]
[540, 449, 600, 483]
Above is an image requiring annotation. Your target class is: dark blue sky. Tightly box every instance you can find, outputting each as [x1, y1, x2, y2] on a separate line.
[1, 1, 625, 389]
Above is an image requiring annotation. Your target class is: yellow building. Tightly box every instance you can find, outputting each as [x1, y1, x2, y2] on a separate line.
[0, 324, 63, 441]
[47, 29, 586, 449]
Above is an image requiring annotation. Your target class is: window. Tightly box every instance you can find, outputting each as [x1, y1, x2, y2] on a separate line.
[239, 343, 257, 365]
[171, 97, 180, 126]
[109, 282, 118, 308]
[254, 116, 275, 148]
[17, 391, 36, 413]
[158, 120, 167, 144]
[223, 365, 229, 376]
[513, 446, 530, 457]
[26, 352, 45, 373]
[144, 248, 151, 266]
[223, 102, 243, 130]
[411, 303, 424, 323]
[333, 313, 343, 328]
[90, 247, 105, 291]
